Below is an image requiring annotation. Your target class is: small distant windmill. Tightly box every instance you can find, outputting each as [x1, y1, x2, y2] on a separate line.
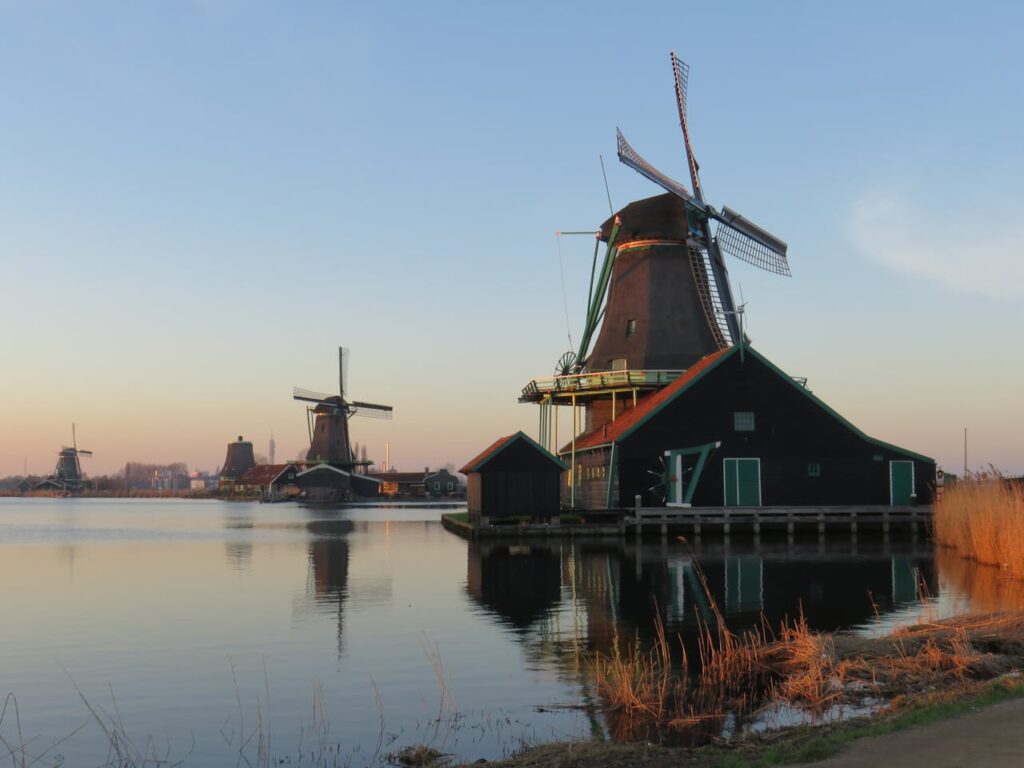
[52, 423, 92, 491]
[293, 347, 393, 468]
[609, 51, 790, 348]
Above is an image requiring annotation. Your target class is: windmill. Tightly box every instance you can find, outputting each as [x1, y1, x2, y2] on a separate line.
[570, 52, 790, 376]
[293, 347, 393, 468]
[521, 53, 792, 462]
[51, 423, 92, 491]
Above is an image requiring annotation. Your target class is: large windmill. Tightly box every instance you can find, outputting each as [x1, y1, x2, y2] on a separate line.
[522, 53, 791, 459]
[50, 423, 92, 491]
[571, 52, 790, 376]
[293, 347, 393, 468]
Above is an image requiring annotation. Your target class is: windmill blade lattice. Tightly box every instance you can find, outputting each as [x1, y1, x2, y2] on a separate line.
[616, 129, 693, 202]
[293, 386, 337, 404]
[712, 207, 790, 276]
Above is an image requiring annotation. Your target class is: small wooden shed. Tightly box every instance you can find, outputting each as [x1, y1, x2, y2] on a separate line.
[461, 431, 568, 526]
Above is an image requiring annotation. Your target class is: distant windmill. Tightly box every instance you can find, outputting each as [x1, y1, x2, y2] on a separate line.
[52, 423, 92, 492]
[293, 347, 393, 468]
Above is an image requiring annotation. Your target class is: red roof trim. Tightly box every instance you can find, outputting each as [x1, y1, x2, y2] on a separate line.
[460, 434, 516, 474]
[566, 347, 735, 452]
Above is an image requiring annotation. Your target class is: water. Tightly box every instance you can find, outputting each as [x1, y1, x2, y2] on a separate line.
[0, 498, 1007, 766]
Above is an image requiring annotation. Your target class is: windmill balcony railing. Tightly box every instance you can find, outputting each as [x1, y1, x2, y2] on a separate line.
[520, 369, 684, 401]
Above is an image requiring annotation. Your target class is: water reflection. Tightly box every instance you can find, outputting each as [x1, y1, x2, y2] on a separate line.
[307, 519, 354, 656]
[465, 538, 937, 661]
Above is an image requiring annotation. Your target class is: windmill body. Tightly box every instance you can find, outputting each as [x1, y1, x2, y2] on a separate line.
[585, 193, 724, 375]
[306, 397, 356, 466]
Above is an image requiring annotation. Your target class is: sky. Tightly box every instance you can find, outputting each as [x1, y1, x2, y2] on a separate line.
[1, 0, 1023, 477]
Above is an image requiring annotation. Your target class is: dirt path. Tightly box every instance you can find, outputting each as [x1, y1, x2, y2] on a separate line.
[795, 696, 1024, 767]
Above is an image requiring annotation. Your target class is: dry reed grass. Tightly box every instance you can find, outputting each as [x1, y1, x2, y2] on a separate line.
[934, 474, 1024, 579]
[589, 557, 1024, 745]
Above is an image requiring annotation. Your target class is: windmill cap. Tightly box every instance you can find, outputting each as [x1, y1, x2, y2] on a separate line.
[600, 193, 690, 243]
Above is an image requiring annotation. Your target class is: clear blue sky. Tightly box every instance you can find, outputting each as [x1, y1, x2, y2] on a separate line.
[2, 0, 1022, 476]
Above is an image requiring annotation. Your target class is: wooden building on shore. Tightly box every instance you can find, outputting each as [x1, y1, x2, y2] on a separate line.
[562, 345, 935, 511]
[461, 432, 567, 525]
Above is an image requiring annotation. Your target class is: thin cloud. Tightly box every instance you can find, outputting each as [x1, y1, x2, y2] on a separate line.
[847, 190, 1024, 298]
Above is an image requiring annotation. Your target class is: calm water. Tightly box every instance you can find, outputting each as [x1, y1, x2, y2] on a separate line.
[0, 498, 1007, 766]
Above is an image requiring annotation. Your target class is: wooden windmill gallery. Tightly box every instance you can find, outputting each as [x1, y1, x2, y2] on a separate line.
[465, 53, 935, 529]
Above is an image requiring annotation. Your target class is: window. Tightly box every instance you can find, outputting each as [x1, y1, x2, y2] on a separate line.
[626, 319, 637, 337]
[447, 481, 453, 490]
[733, 411, 755, 431]
[610, 358, 627, 371]
[807, 463, 821, 478]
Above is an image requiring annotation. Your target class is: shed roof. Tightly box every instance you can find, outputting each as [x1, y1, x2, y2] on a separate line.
[460, 431, 569, 474]
[566, 345, 934, 464]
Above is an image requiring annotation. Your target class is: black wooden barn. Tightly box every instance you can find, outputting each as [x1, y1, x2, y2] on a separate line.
[461, 431, 568, 525]
[564, 345, 935, 510]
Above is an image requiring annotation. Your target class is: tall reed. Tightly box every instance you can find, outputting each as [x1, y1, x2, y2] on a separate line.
[934, 475, 1024, 580]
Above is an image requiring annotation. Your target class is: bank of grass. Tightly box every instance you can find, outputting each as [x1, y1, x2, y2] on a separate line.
[459, 675, 1024, 768]
[934, 475, 1024, 579]
[710, 675, 1024, 767]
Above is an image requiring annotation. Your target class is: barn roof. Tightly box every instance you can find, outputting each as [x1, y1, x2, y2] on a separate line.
[566, 345, 934, 464]
[239, 464, 296, 485]
[569, 346, 734, 451]
[460, 431, 568, 474]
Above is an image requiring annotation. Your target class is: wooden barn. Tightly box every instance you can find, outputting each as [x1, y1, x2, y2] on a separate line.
[296, 464, 381, 502]
[461, 432, 568, 526]
[564, 345, 935, 510]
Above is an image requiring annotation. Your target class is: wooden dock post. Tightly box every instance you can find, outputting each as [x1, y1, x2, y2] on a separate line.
[634, 495, 642, 538]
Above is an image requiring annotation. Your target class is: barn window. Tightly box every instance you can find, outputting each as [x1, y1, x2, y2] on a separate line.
[626, 319, 637, 337]
[733, 411, 755, 431]
[807, 463, 821, 478]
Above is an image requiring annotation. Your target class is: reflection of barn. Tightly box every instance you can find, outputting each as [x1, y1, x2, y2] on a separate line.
[563, 346, 935, 510]
[465, 539, 935, 660]
[466, 542, 563, 631]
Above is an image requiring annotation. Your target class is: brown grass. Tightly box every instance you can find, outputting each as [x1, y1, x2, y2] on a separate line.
[934, 475, 1024, 579]
[589, 573, 1024, 745]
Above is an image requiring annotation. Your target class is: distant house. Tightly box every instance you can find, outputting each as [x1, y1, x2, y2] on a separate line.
[237, 464, 300, 500]
[365, 471, 426, 498]
[563, 345, 936, 510]
[461, 432, 567, 525]
[424, 468, 461, 497]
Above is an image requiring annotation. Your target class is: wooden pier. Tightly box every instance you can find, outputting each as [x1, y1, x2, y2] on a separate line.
[442, 502, 931, 542]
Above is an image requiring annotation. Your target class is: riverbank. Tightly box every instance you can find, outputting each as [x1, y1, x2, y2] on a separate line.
[445, 610, 1024, 768]
[450, 667, 1024, 768]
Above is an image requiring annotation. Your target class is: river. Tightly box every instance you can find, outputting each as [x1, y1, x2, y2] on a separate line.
[0, 497, 1003, 766]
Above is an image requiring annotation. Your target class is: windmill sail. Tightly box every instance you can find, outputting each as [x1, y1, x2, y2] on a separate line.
[712, 206, 790, 276]
[616, 129, 693, 202]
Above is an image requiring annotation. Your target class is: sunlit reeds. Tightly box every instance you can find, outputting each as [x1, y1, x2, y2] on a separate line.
[587, 557, 1024, 745]
[934, 473, 1024, 579]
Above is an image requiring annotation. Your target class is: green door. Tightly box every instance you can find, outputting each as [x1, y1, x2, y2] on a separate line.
[724, 458, 761, 506]
[890, 461, 914, 505]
